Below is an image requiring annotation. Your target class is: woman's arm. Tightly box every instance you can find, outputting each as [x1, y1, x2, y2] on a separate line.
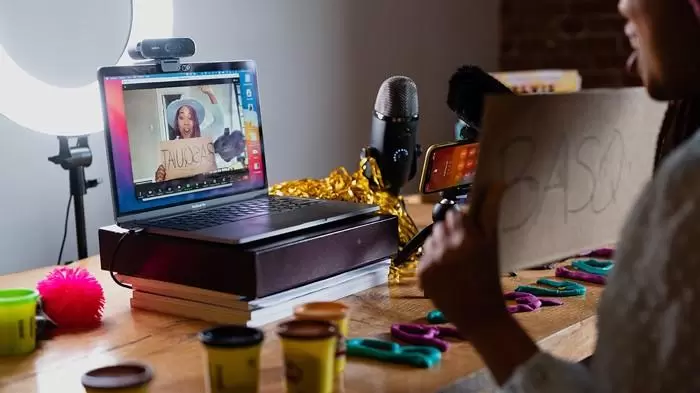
[205, 92, 218, 105]
[455, 310, 596, 392]
[447, 309, 598, 393]
[460, 312, 539, 385]
[500, 352, 597, 393]
[199, 86, 225, 133]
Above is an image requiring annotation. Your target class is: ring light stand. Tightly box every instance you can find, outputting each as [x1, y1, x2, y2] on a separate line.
[49, 137, 101, 260]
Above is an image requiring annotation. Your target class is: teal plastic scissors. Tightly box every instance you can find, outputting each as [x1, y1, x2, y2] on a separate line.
[346, 338, 442, 368]
[515, 278, 586, 297]
[571, 259, 614, 276]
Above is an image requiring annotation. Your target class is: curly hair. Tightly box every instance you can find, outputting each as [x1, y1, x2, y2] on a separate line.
[654, 98, 700, 171]
[649, 1, 700, 170]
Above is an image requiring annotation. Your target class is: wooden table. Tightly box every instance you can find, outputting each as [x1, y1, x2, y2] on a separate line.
[0, 202, 601, 393]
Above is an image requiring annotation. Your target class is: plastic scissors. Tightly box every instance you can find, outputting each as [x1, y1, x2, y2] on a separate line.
[346, 338, 442, 368]
[579, 247, 615, 259]
[515, 278, 586, 297]
[571, 259, 614, 276]
[426, 292, 564, 324]
[556, 265, 606, 285]
[504, 291, 563, 313]
[390, 323, 461, 352]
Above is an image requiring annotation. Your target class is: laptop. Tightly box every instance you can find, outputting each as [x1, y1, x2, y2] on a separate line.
[97, 60, 378, 244]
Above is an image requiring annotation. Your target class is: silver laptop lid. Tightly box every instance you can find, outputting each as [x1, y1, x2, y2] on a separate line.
[98, 60, 269, 224]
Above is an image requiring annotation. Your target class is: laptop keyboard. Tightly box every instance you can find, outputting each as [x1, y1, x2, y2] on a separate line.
[139, 196, 321, 232]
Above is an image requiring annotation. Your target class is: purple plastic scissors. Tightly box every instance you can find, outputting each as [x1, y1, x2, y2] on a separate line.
[579, 247, 615, 259]
[390, 323, 461, 352]
[556, 266, 607, 285]
[504, 292, 563, 313]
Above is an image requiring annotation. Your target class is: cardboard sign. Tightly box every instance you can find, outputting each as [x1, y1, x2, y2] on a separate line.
[473, 88, 667, 272]
[159, 136, 217, 181]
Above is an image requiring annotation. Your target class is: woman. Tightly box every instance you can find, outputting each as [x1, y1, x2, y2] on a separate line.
[418, 0, 700, 392]
[155, 85, 223, 181]
[171, 103, 203, 139]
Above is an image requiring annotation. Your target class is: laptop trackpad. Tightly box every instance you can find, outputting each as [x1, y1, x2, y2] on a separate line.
[196, 211, 323, 243]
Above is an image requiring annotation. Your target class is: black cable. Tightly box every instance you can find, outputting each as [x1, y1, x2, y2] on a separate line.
[56, 195, 73, 265]
[109, 229, 142, 290]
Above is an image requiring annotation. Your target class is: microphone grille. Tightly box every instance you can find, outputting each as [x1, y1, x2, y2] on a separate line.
[374, 76, 419, 118]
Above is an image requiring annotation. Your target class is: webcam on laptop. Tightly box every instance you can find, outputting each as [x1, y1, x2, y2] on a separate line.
[128, 38, 196, 73]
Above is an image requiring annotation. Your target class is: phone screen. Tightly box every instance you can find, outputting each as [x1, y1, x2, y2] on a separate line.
[421, 142, 479, 194]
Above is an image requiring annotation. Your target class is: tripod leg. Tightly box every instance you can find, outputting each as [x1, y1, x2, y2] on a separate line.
[393, 224, 434, 267]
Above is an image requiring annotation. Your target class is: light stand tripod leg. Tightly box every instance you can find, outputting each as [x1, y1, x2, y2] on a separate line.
[70, 165, 89, 260]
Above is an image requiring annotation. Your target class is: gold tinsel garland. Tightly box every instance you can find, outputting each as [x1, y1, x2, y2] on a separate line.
[268, 155, 419, 283]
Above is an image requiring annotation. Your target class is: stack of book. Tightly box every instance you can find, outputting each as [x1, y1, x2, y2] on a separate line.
[121, 259, 391, 327]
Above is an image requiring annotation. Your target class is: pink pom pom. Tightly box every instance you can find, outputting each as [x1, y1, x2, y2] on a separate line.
[37, 267, 105, 329]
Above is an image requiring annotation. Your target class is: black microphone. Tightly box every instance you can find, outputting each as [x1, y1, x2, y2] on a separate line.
[447, 65, 514, 143]
[364, 76, 420, 195]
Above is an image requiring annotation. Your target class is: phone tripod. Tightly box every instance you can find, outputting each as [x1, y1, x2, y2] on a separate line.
[393, 187, 469, 268]
[394, 186, 518, 277]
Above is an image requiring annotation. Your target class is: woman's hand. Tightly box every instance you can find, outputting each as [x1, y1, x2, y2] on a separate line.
[155, 165, 167, 182]
[418, 185, 508, 338]
[418, 185, 540, 385]
[200, 85, 218, 104]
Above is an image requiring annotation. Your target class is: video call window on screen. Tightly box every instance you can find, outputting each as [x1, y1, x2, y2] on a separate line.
[121, 75, 252, 201]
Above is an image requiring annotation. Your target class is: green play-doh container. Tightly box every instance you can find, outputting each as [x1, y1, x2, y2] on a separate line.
[0, 288, 40, 356]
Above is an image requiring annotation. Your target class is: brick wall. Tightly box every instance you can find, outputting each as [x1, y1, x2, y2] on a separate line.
[500, 0, 641, 88]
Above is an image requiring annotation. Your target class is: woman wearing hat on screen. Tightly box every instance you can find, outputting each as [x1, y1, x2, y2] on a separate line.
[418, 0, 700, 392]
[155, 85, 223, 181]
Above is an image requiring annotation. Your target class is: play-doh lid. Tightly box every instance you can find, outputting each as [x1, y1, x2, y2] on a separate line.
[81, 363, 153, 389]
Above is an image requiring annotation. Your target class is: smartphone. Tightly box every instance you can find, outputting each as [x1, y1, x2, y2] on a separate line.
[419, 141, 480, 194]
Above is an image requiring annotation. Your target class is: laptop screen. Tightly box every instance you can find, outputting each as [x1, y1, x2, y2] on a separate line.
[99, 61, 266, 219]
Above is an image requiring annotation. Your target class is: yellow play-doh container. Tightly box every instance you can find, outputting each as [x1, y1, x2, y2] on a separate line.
[198, 325, 265, 393]
[0, 288, 40, 356]
[81, 363, 153, 393]
[278, 320, 337, 393]
[293, 301, 349, 375]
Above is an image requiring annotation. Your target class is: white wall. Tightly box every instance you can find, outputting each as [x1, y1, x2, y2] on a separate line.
[0, 0, 500, 274]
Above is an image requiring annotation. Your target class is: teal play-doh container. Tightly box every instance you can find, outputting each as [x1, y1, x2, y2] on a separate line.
[0, 288, 40, 356]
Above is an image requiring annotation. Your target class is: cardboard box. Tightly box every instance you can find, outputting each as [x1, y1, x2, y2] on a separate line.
[473, 87, 667, 272]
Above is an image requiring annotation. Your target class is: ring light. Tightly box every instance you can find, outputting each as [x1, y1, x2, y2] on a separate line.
[0, 0, 174, 136]
[0, 0, 175, 263]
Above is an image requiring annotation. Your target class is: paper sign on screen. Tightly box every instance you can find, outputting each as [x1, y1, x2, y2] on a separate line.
[159, 136, 217, 181]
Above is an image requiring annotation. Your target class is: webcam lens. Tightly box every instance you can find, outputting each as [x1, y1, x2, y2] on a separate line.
[165, 42, 182, 53]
